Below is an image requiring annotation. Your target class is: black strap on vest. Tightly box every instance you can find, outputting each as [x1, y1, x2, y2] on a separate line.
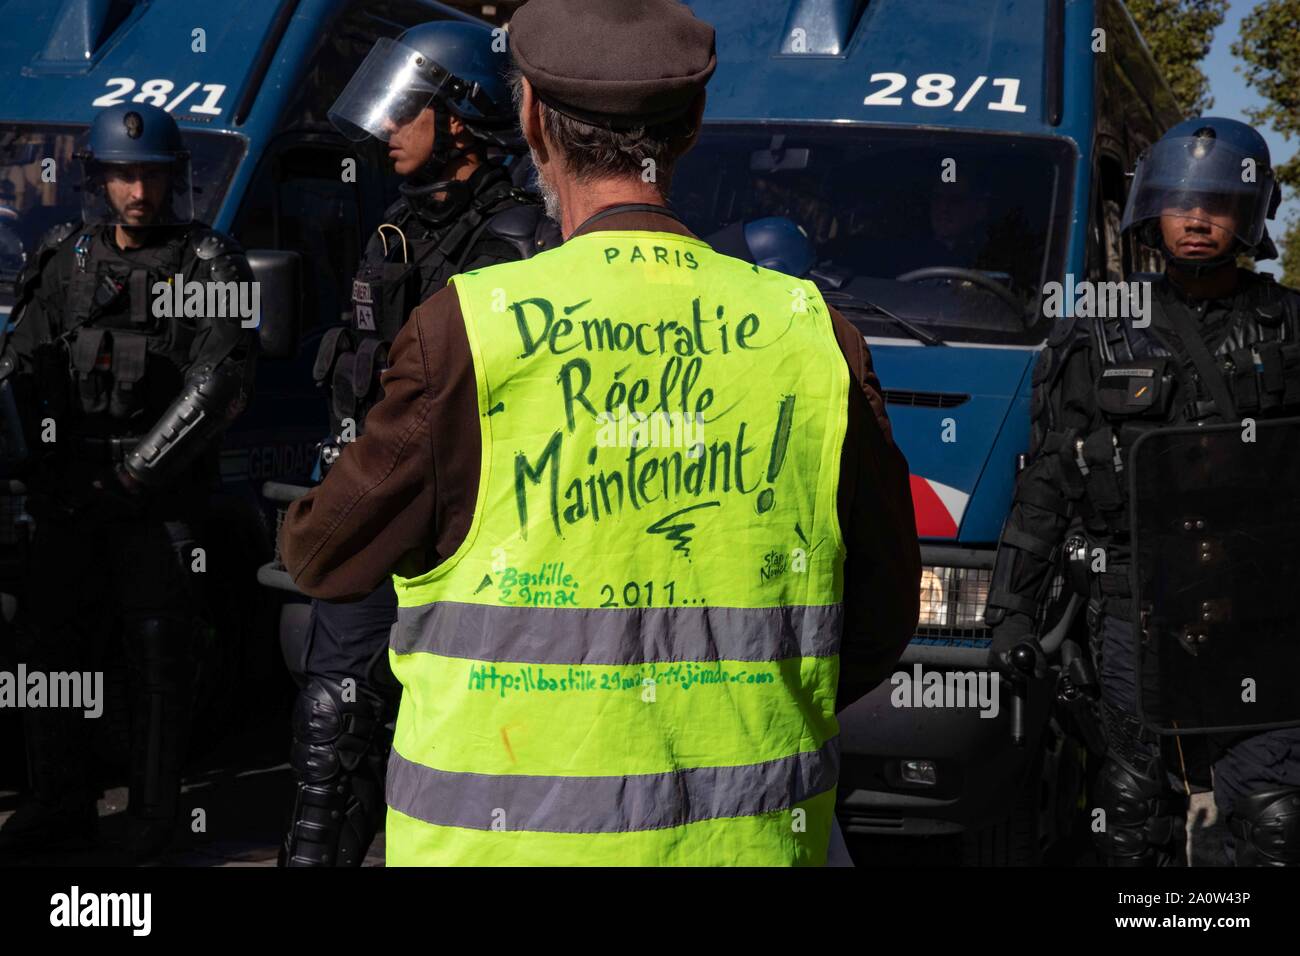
[446, 179, 535, 276]
[572, 203, 684, 234]
[391, 175, 522, 293]
[66, 229, 189, 332]
[129, 269, 151, 325]
[1150, 296, 1239, 421]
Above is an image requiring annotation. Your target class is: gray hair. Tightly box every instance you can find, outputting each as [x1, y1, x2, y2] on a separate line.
[510, 70, 700, 194]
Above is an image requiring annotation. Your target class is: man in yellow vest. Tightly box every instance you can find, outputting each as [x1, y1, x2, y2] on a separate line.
[280, 0, 920, 866]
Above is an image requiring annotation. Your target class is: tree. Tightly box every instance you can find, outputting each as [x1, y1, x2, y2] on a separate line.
[1233, 0, 1300, 287]
[1125, 0, 1229, 115]
[1279, 214, 1300, 288]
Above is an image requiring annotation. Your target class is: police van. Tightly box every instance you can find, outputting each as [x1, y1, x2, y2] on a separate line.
[674, 0, 1181, 862]
[0, 0, 486, 766]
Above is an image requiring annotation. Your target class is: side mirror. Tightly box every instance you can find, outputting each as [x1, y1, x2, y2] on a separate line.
[246, 249, 302, 359]
[750, 146, 811, 173]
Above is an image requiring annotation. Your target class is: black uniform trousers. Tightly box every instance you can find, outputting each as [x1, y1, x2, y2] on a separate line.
[17, 488, 201, 806]
[302, 584, 397, 690]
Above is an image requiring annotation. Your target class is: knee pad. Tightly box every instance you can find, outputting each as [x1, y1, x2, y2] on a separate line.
[1230, 788, 1300, 867]
[1092, 756, 1186, 866]
[282, 676, 392, 867]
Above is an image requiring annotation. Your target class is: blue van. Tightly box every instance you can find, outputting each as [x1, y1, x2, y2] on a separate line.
[674, 0, 1182, 861]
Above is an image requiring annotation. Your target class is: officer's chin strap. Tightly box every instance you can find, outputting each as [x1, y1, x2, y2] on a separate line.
[400, 177, 470, 206]
[403, 156, 483, 230]
[407, 106, 482, 190]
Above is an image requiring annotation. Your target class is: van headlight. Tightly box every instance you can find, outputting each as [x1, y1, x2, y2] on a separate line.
[918, 565, 991, 629]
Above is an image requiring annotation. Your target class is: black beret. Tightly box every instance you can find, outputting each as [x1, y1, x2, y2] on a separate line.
[511, 0, 716, 129]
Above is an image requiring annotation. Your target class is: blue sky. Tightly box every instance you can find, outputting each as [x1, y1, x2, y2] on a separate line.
[1201, 0, 1296, 275]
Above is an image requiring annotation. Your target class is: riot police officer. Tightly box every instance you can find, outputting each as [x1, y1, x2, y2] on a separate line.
[279, 20, 556, 867]
[986, 118, 1300, 866]
[0, 103, 256, 861]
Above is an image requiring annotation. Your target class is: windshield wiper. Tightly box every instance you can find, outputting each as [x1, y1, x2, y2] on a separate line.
[821, 290, 947, 347]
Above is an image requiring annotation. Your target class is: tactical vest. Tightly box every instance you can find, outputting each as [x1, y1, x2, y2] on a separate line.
[56, 226, 210, 437]
[313, 170, 545, 439]
[1062, 275, 1300, 547]
[385, 231, 849, 866]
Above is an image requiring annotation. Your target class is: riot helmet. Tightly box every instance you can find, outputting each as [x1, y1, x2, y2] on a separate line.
[707, 217, 815, 278]
[1121, 117, 1280, 272]
[328, 20, 517, 177]
[0, 222, 23, 277]
[78, 103, 193, 227]
[0, 181, 19, 272]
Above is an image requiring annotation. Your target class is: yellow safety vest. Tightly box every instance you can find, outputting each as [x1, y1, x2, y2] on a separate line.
[387, 229, 849, 865]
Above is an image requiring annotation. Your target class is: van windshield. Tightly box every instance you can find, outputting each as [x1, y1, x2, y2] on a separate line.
[670, 123, 1075, 346]
[0, 123, 246, 301]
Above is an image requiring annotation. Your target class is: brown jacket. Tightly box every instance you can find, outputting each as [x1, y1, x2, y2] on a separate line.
[280, 209, 921, 710]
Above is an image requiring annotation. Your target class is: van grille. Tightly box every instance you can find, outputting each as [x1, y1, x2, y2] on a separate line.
[882, 390, 970, 409]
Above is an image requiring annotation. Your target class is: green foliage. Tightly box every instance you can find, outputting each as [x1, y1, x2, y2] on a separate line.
[1233, 1, 1300, 189]
[1125, 0, 1229, 115]
[1278, 216, 1300, 288]
[1233, 1, 1300, 286]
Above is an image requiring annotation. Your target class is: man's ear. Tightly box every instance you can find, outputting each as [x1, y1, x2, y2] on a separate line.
[688, 92, 707, 130]
[677, 93, 708, 156]
[520, 76, 549, 165]
[447, 113, 482, 153]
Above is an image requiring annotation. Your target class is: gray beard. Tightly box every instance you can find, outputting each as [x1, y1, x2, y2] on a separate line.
[530, 148, 563, 224]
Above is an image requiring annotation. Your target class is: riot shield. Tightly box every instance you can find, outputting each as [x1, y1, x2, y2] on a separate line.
[1131, 416, 1300, 735]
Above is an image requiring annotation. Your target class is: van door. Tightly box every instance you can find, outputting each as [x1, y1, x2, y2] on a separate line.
[228, 136, 379, 485]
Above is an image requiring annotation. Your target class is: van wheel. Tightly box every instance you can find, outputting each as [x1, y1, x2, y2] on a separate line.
[961, 748, 1045, 866]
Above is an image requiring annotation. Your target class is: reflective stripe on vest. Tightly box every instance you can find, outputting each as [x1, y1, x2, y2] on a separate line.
[388, 231, 849, 865]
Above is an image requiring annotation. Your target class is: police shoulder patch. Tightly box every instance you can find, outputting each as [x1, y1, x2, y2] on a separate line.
[14, 220, 82, 302]
[39, 219, 81, 255]
[191, 228, 241, 261]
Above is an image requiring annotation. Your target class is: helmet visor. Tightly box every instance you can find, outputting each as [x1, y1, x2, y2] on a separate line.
[327, 38, 456, 143]
[80, 157, 194, 227]
[1121, 135, 1275, 249]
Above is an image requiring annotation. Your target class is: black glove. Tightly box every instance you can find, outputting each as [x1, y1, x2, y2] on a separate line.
[87, 464, 148, 519]
[989, 619, 1047, 683]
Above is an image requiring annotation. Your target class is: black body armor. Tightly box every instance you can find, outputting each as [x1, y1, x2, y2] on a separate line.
[312, 162, 556, 446]
[4, 220, 256, 500]
[988, 270, 1300, 632]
